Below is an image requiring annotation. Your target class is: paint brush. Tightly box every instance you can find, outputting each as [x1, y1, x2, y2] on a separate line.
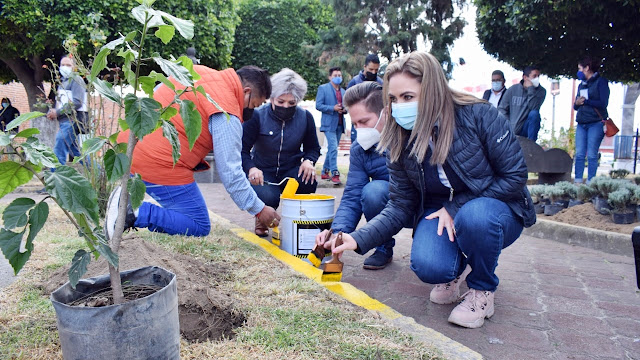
[320, 232, 344, 282]
[308, 231, 330, 268]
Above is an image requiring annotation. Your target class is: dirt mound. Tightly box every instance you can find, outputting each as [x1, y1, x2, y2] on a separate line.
[546, 202, 639, 234]
[39, 237, 245, 343]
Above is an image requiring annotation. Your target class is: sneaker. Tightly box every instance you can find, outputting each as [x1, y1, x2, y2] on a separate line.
[430, 264, 471, 304]
[448, 288, 495, 329]
[362, 249, 392, 270]
[331, 171, 341, 185]
[105, 186, 137, 240]
[254, 216, 269, 237]
[321, 169, 331, 180]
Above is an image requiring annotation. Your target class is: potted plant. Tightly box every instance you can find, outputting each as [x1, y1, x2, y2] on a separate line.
[529, 184, 547, 214]
[632, 186, 640, 221]
[544, 185, 567, 216]
[607, 188, 636, 224]
[590, 177, 620, 215]
[553, 181, 574, 208]
[0, 3, 211, 358]
[576, 184, 596, 205]
[609, 168, 630, 179]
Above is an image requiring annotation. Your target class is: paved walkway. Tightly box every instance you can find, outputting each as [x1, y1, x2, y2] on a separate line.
[200, 182, 640, 360]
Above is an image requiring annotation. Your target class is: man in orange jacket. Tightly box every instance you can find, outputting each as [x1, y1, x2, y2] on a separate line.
[106, 65, 280, 239]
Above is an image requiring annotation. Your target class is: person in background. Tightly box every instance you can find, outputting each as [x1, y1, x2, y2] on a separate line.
[317, 52, 535, 329]
[242, 68, 321, 236]
[0, 97, 20, 132]
[573, 55, 610, 184]
[499, 65, 546, 141]
[347, 54, 384, 143]
[106, 65, 280, 240]
[316, 67, 346, 185]
[316, 81, 397, 270]
[482, 70, 507, 108]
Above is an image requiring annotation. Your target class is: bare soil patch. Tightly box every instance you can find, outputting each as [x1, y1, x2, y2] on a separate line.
[39, 237, 245, 343]
[545, 202, 639, 234]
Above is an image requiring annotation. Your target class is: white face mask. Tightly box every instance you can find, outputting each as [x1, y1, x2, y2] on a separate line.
[356, 111, 382, 151]
[59, 65, 73, 79]
[530, 77, 540, 88]
[491, 81, 503, 92]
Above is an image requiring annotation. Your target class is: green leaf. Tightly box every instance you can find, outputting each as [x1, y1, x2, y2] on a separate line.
[195, 85, 225, 112]
[21, 137, 59, 169]
[92, 78, 121, 104]
[0, 133, 11, 147]
[155, 25, 175, 45]
[177, 99, 201, 150]
[5, 112, 45, 132]
[0, 162, 34, 199]
[25, 201, 48, 246]
[160, 106, 178, 121]
[104, 149, 130, 182]
[103, 36, 126, 50]
[3, 198, 36, 229]
[157, 10, 194, 39]
[93, 232, 118, 268]
[149, 71, 175, 91]
[44, 166, 100, 225]
[131, 5, 164, 27]
[161, 120, 181, 163]
[124, 30, 138, 42]
[15, 128, 40, 138]
[82, 137, 107, 156]
[118, 118, 129, 131]
[0, 229, 29, 275]
[153, 57, 193, 87]
[127, 175, 146, 210]
[138, 76, 156, 97]
[68, 250, 91, 289]
[91, 46, 111, 80]
[177, 56, 200, 81]
[124, 94, 161, 139]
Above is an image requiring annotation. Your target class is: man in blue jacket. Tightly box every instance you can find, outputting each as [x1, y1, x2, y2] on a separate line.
[316, 82, 396, 269]
[316, 67, 346, 185]
[347, 54, 384, 143]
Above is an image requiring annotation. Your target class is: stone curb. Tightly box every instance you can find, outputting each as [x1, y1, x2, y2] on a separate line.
[522, 218, 633, 256]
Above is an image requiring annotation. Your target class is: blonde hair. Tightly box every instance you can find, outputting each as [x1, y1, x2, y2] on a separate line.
[379, 52, 483, 165]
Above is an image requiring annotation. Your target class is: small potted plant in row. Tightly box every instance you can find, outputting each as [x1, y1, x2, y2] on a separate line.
[607, 187, 636, 224]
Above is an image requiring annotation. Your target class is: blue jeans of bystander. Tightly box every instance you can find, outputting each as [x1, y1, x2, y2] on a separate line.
[517, 110, 541, 141]
[574, 121, 605, 183]
[53, 120, 81, 166]
[322, 125, 344, 173]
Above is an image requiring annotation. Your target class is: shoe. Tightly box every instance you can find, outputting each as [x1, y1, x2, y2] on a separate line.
[105, 186, 137, 240]
[254, 216, 269, 237]
[331, 171, 341, 185]
[363, 249, 393, 270]
[430, 264, 471, 304]
[321, 169, 330, 180]
[448, 288, 495, 329]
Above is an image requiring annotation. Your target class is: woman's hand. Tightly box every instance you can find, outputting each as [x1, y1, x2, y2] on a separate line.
[316, 231, 357, 258]
[298, 160, 316, 184]
[425, 207, 456, 242]
[575, 96, 586, 106]
[46, 108, 57, 120]
[248, 167, 264, 186]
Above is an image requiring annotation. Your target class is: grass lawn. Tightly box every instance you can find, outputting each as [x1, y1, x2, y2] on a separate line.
[0, 205, 445, 359]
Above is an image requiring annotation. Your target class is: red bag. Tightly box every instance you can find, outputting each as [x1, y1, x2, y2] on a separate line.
[595, 108, 619, 137]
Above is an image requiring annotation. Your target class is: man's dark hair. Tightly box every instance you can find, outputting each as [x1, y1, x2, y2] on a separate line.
[364, 54, 380, 66]
[578, 56, 601, 71]
[343, 82, 383, 115]
[328, 67, 341, 76]
[523, 65, 540, 78]
[491, 70, 505, 81]
[1, 98, 11, 105]
[236, 65, 271, 99]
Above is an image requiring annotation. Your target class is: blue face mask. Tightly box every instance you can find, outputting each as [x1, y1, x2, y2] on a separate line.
[391, 102, 418, 130]
[331, 77, 342, 85]
[1, 102, 7, 108]
[577, 71, 586, 81]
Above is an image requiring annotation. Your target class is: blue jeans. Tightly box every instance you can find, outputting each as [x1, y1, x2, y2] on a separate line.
[135, 180, 211, 236]
[361, 180, 395, 255]
[574, 121, 605, 182]
[322, 125, 343, 173]
[410, 198, 522, 292]
[252, 166, 318, 209]
[53, 120, 80, 166]
[517, 110, 541, 141]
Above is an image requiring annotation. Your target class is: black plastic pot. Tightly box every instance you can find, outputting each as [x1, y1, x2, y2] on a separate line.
[544, 203, 564, 216]
[612, 211, 635, 224]
[568, 199, 584, 208]
[534, 202, 545, 214]
[593, 196, 612, 215]
[558, 199, 570, 208]
[51, 266, 180, 360]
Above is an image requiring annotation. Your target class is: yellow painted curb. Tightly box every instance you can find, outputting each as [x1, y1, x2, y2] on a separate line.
[209, 211, 483, 360]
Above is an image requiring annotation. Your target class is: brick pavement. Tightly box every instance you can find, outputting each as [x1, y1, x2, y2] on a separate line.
[199, 182, 640, 360]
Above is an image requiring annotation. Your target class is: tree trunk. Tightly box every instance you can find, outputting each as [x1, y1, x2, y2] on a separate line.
[621, 83, 640, 135]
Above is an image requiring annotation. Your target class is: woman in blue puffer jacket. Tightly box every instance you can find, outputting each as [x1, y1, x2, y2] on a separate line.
[317, 52, 536, 329]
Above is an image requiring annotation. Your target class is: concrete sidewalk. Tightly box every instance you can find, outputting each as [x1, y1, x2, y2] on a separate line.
[200, 183, 640, 360]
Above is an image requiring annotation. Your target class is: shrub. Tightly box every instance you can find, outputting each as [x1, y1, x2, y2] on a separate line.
[528, 184, 547, 203]
[609, 169, 630, 179]
[607, 188, 632, 213]
[577, 184, 596, 202]
[546, 185, 567, 203]
[554, 181, 578, 200]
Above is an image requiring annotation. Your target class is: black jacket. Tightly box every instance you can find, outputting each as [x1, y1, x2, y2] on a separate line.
[351, 103, 536, 254]
[0, 105, 20, 132]
[242, 104, 321, 177]
[574, 73, 610, 124]
[482, 88, 506, 107]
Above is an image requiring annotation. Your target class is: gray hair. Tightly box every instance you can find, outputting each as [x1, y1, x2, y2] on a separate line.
[270, 68, 307, 102]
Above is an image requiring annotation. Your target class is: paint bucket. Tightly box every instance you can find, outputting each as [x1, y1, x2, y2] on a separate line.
[279, 194, 335, 258]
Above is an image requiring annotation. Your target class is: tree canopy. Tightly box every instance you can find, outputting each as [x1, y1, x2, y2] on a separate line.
[231, 0, 333, 99]
[475, 0, 640, 83]
[314, 0, 467, 78]
[0, 0, 239, 108]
